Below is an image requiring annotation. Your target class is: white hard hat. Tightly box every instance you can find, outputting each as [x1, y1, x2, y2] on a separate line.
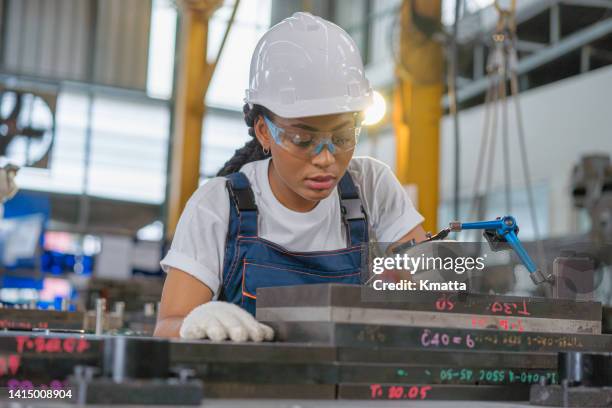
[245, 12, 373, 119]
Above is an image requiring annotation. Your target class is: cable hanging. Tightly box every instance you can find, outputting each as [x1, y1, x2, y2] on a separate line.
[468, 0, 547, 280]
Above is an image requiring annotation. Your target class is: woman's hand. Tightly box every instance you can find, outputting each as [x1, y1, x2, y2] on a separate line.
[154, 268, 275, 341]
[179, 301, 274, 342]
[154, 268, 214, 338]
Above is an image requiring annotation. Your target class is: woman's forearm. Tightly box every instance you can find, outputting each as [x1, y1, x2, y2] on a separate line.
[153, 317, 184, 338]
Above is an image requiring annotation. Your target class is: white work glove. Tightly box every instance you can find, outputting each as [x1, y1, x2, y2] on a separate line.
[179, 301, 274, 342]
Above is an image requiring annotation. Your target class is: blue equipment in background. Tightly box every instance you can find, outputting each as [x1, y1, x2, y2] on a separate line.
[448, 216, 552, 285]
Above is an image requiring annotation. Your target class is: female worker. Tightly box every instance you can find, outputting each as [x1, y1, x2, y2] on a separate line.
[155, 12, 427, 341]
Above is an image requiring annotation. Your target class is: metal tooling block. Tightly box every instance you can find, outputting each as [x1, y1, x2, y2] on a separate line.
[269, 321, 612, 352]
[170, 341, 336, 364]
[177, 342, 559, 385]
[558, 352, 612, 386]
[174, 361, 557, 386]
[67, 378, 204, 405]
[103, 336, 171, 379]
[338, 347, 557, 368]
[171, 341, 339, 384]
[256, 284, 602, 334]
[0, 333, 173, 387]
[604, 306, 612, 334]
[0, 331, 103, 387]
[337, 364, 558, 385]
[180, 362, 338, 384]
[201, 383, 337, 399]
[0, 332, 340, 388]
[337, 383, 531, 401]
[0, 309, 85, 331]
[337, 348, 559, 384]
[171, 340, 558, 385]
[530, 385, 612, 407]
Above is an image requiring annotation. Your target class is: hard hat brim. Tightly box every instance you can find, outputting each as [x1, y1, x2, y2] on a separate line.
[247, 93, 373, 119]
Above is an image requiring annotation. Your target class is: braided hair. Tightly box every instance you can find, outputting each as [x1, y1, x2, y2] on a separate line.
[216, 103, 272, 176]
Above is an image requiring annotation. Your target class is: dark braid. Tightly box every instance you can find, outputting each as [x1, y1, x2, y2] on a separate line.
[216, 103, 272, 176]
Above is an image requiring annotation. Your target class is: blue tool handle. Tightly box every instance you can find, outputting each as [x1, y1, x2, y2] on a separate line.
[454, 220, 505, 231]
[448, 215, 550, 284]
[503, 229, 538, 274]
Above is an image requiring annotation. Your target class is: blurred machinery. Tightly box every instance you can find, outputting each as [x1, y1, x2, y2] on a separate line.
[542, 154, 612, 300]
[572, 154, 612, 248]
[570, 154, 612, 334]
[0, 279, 162, 336]
[80, 277, 162, 335]
[80, 277, 162, 313]
[0, 86, 56, 168]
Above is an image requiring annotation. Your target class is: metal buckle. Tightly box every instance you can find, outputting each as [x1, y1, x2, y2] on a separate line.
[229, 186, 257, 213]
[341, 198, 365, 221]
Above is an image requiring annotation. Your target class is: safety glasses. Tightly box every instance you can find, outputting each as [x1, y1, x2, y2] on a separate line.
[263, 116, 361, 160]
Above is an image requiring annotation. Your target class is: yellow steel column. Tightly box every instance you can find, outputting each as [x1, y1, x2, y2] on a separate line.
[166, 0, 222, 239]
[393, 0, 443, 232]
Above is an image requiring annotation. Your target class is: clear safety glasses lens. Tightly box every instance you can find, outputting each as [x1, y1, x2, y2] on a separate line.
[264, 116, 360, 159]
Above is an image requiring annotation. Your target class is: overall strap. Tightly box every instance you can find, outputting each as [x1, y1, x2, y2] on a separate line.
[225, 172, 258, 237]
[337, 172, 368, 247]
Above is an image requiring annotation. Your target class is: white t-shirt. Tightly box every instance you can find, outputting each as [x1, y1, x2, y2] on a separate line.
[160, 156, 424, 299]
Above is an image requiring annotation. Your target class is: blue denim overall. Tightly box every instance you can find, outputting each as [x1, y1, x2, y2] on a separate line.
[219, 170, 368, 315]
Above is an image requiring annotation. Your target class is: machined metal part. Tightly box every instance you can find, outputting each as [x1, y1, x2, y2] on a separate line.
[530, 384, 612, 407]
[173, 360, 557, 386]
[144, 302, 156, 317]
[338, 383, 531, 401]
[83, 278, 163, 313]
[450, 221, 462, 231]
[257, 284, 601, 321]
[68, 377, 204, 405]
[185, 361, 338, 384]
[0, 331, 561, 389]
[73, 365, 99, 405]
[103, 336, 170, 381]
[0, 332, 103, 387]
[95, 298, 106, 335]
[201, 383, 336, 399]
[84, 310, 123, 332]
[552, 254, 596, 301]
[171, 366, 196, 383]
[258, 306, 601, 335]
[559, 352, 612, 387]
[337, 364, 557, 385]
[338, 347, 557, 368]
[0, 308, 85, 331]
[604, 307, 612, 334]
[560, 352, 585, 385]
[170, 341, 336, 364]
[0, 329, 604, 404]
[268, 321, 612, 352]
[571, 154, 612, 245]
[114, 301, 125, 320]
[172, 341, 560, 386]
[530, 269, 553, 285]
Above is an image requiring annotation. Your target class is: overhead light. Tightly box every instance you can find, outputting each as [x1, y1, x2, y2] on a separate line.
[363, 90, 386, 126]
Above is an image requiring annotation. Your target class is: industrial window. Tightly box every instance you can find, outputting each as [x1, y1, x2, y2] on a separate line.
[200, 0, 272, 180]
[15, 90, 170, 204]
